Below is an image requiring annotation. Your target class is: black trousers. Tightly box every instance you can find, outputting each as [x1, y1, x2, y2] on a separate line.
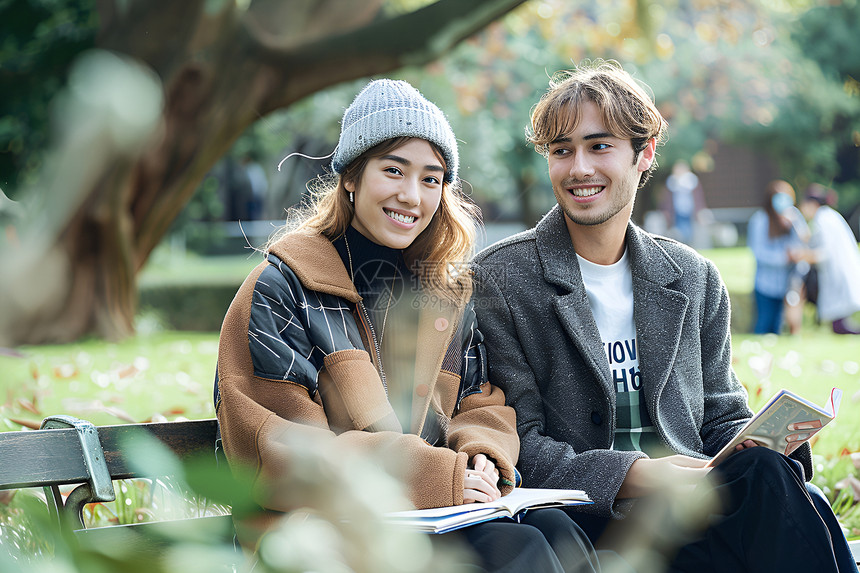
[569, 448, 857, 573]
[442, 507, 601, 573]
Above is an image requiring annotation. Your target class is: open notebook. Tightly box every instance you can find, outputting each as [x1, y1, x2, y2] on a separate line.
[385, 487, 592, 534]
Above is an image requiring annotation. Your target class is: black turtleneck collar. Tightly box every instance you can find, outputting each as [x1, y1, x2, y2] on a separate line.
[333, 226, 401, 271]
[332, 226, 412, 301]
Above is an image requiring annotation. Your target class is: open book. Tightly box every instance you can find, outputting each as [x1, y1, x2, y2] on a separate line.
[385, 487, 592, 534]
[707, 387, 842, 468]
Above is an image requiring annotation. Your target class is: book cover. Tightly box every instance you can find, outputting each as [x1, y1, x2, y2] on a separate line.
[385, 487, 592, 534]
[707, 387, 842, 468]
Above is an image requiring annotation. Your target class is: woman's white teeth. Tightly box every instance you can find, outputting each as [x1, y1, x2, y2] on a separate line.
[386, 210, 415, 224]
[571, 186, 602, 197]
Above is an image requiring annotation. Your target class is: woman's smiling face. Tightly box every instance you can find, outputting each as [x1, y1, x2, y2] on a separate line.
[346, 138, 445, 249]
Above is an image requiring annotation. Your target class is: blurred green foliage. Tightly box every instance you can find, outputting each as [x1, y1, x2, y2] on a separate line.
[0, 0, 98, 196]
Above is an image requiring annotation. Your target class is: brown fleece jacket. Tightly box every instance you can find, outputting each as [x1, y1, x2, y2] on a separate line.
[216, 231, 519, 519]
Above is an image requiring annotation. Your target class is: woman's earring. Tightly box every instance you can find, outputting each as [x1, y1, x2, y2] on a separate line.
[349, 191, 354, 204]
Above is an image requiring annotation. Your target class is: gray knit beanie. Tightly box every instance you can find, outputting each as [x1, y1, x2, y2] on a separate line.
[331, 79, 458, 183]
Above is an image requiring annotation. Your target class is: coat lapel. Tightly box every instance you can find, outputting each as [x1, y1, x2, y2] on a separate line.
[535, 207, 691, 412]
[536, 207, 616, 406]
[625, 225, 688, 411]
[268, 231, 361, 303]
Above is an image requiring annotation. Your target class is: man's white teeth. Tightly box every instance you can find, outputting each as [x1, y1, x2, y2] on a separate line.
[386, 210, 415, 224]
[571, 186, 602, 197]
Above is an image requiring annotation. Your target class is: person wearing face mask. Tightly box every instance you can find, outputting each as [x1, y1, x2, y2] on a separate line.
[746, 180, 808, 334]
[213, 79, 600, 572]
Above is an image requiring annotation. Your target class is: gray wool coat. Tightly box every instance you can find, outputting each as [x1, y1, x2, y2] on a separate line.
[473, 205, 812, 519]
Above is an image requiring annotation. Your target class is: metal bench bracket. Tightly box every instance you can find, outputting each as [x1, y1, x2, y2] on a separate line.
[40, 415, 116, 528]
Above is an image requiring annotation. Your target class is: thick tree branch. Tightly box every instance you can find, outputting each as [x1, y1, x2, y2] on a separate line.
[5, 0, 527, 344]
[253, 0, 528, 112]
[97, 0, 209, 80]
[244, 0, 385, 49]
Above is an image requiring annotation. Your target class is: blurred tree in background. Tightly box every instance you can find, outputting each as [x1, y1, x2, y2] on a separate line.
[0, 0, 527, 345]
[248, 0, 860, 226]
[2, 0, 859, 344]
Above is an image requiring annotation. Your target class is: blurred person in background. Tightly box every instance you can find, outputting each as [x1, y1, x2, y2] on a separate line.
[746, 180, 809, 334]
[795, 184, 860, 335]
[214, 79, 600, 572]
[664, 159, 708, 246]
[241, 152, 269, 221]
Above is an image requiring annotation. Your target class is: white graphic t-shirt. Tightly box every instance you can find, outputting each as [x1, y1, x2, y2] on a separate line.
[577, 250, 659, 454]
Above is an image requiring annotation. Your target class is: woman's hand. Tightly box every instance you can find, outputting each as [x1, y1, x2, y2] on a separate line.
[463, 454, 501, 504]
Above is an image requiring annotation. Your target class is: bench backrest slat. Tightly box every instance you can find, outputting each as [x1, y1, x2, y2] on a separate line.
[0, 429, 89, 489]
[95, 419, 219, 479]
[0, 419, 219, 490]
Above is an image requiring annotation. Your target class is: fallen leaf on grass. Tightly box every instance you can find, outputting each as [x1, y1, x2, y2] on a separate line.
[115, 364, 139, 379]
[16, 397, 41, 416]
[835, 474, 860, 499]
[52, 364, 78, 379]
[9, 417, 41, 430]
[60, 399, 137, 423]
[95, 405, 136, 423]
[748, 353, 773, 380]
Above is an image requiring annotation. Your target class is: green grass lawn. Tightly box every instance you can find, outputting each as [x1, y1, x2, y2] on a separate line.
[139, 249, 260, 288]
[2, 246, 859, 538]
[0, 332, 219, 430]
[700, 246, 756, 295]
[2, 328, 855, 453]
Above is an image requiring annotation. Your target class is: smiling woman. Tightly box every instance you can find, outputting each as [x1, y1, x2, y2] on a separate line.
[212, 79, 600, 572]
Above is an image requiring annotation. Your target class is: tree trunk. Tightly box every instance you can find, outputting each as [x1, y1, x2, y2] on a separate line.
[0, 0, 527, 346]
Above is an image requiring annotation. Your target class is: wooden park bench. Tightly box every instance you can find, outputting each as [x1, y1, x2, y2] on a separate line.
[0, 415, 237, 567]
[2, 415, 859, 567]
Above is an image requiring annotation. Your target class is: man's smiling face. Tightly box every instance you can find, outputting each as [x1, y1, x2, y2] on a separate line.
[547, 99, 654, 229]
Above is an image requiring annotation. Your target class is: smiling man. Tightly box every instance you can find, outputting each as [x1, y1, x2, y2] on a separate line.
[473, 60, 857, 573]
